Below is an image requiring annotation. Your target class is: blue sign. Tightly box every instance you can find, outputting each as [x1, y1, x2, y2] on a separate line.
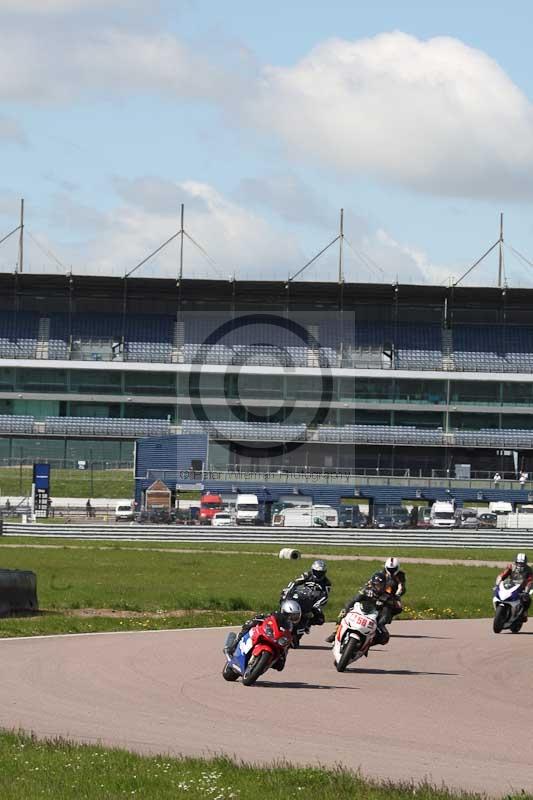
[33, 463, 51, 491]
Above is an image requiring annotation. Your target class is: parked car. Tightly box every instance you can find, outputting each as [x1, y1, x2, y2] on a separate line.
[459, 514, 479, 529]
[339, 506, 366, 528]
[477, 512, 498, 529]
[115, 501, 134, 522]
[212, 511, 234, 527]
[374, 513, 394, 529]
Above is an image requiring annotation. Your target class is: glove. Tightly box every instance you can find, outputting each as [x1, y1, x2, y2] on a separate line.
[337, 609, 347, 621]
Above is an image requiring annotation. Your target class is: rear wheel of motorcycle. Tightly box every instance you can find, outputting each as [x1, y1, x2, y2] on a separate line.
[493, 605, 507, 634]
[336, 638, 358, 672]
[510, 619, 523, 634]
[242, 651, 271, 686]
[222, 663, 239, 682]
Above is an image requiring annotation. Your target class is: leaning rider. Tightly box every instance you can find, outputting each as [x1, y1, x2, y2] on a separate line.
[325, 571, 393, 646]
[224, 599, 302, 671]
[281, 559, 331, 628]
[496, 553, 533, 621]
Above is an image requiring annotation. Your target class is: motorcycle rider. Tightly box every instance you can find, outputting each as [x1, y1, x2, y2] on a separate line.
[281, 559, 331, 629]
[325, 571, 394, 645]
[382, 556, 407, 624]
[224, 598, 302, 671]
[496, 553, 533, 621]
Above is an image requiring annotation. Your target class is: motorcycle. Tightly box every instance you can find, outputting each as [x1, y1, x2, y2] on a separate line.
[282, 584, 325, 647]
[222, 614, 293, 685]
[492, 579, 530, 634]
[332, 600, 380, 672]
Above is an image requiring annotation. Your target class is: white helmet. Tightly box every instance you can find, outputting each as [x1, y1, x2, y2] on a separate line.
[515, 553, 528, 566]
[384, 556, 400, 575]
[280, 598, 302, 623]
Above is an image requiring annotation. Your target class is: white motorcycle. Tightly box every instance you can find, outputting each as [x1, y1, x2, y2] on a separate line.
[332, 600, 380, 672]
[492, 579, 531, 634]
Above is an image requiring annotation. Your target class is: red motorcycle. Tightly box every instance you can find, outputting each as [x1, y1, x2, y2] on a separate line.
[223, 614, 293, 686]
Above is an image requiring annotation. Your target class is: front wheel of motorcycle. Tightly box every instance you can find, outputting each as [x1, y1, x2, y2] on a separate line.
[493, 605, 507, 634]
[335, 637, 358, 672]
[242, 651, 271, 686]
[222, 663, 239, 681]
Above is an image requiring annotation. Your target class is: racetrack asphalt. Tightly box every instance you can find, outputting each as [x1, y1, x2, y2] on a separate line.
[0, 619, 531, 797]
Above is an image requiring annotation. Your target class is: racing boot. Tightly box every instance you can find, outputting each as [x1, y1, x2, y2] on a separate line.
[325, 625, 338, 644]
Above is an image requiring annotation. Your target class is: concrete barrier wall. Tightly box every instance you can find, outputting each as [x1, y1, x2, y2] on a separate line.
[0, 569, 38, 616]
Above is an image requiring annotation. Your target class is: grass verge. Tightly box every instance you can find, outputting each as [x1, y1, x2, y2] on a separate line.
[0, 611, 244, 639]
[0, 730, 520, 800]
[0, 535, 522, 563]
[0, 545, 498, 637]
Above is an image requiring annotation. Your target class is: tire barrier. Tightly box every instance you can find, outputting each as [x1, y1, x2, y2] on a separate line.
[278, 548, 301, 560]
[0, 569, 38, 617]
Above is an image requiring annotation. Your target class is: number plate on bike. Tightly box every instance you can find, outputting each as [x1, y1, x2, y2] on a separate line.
[346, 612, 376, 631]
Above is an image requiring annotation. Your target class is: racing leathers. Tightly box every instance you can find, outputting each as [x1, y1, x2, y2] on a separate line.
[281, 570, 331, 627]
[382, 569, 407, 624]
[496, 563, 533, 618]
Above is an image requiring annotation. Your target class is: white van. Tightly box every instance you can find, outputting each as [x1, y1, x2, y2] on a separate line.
[429, 501, 456, 528]
[115, 501, 134, 522]
[489, 501, 513, 516]
[311, 505, 339, 527]
[273, 504, 338, 528]
[236, 494, 261, 525]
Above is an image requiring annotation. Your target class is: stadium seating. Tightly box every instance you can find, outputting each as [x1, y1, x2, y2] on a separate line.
[6, 309, 533, 374]
[0, 312, 39, 359]
[44, 417, 171, 437]
[0, 414, 34, 433]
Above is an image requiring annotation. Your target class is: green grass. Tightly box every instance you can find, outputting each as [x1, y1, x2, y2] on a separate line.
[0, 468, 133, 499]
[0, 544, 498, 637]
[0, 535, 520, 562]
[0, 610, 245, 639]
[0, 730, 521, 800]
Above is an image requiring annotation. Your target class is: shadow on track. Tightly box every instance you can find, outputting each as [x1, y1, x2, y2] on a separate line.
[295, 644, 331, 651]
[390, 634, 451, 640]
[257, 681, 360, 690]
[345, 667, 458, 676]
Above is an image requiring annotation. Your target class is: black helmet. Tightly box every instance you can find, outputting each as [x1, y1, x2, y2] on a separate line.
[369, 571, 387, 592]
[311, 559, 327, 579]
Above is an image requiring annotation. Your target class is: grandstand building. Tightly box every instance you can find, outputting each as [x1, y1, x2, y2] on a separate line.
[1, 272, 533, 478]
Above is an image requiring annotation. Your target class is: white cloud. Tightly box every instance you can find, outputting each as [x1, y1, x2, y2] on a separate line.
[0, 0, 142, 12]
[25, 181, 305, 280]
[0, 28, 221, 103]
[12, 178, 452, 285]
[247, 32, 533, 200]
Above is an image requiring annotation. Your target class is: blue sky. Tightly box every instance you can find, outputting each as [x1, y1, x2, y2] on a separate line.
[1, 0, 533, 286]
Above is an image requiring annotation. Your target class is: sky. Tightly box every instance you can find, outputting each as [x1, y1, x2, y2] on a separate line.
[1, 0, 533, 286]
